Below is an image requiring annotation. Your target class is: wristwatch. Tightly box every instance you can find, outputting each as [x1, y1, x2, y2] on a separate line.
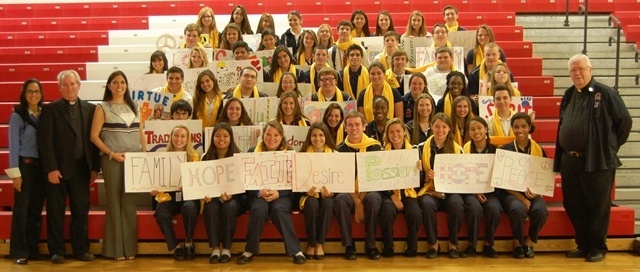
[441, 193, 446, 199]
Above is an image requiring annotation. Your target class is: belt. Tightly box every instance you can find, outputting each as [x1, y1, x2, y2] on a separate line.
[566, 151, 583, 158]
[20, 156, 39, 164]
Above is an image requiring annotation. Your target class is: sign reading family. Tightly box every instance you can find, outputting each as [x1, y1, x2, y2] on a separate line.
[356, 149, 421, 192]
[124, 151, 186, 193]
[491, 149, 555, 197]
[180, 156, 245, 200]
[433, 154, 495, 193]
[236, 151, 295, 190]
[292, 153, 356, 193]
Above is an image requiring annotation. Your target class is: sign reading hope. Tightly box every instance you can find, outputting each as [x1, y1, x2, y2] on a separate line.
[180, 156, 245, 200]
[433, 154, 495, 193]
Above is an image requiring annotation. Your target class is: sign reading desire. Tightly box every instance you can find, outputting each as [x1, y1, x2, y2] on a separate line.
[293, 153, 356, 193]
[433, 154, 495, 193]
[180, 157, 245, 200]
[235, 151, 295, 190]
[491, 149, 555, 197]
[356, 149, 421, 192]
[124, 151, 186, 193]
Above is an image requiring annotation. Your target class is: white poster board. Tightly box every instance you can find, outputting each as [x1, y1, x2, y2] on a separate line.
[182, 67, 209, 97]
[302, 100, 357, 124]
[166, 48, 214, 68]
[478, 95, 534, 119]
[233, 97, 279, 124]
[448, 31, 476, 56]
[204, 125, 263, 153]
[236, 151, 294, 190]
[283, 125, 310, 151]
[293, 153, 356, 193]
[243, 34, 262, 52]
[124, 151, 186, 192]
[210, 59, 264, 92]
[255, 50, 274, 69]
[426, 72, 449, 97]
[415, 47, 464, 71]
[130, 74, 173, 121]
[356, 149, 421, 192]
[354, 36, 384, 52]
[180, 157, 245, 200]
[144, 120, 204, 154]
[433, 154, 495, 193]
[491, 149, 555, 197]
[212, 49, 234, 61]
[400, 37, 433, 68]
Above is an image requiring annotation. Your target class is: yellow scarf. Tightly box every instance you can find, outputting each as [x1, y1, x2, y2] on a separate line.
[410, 62, 437, 73]
[492, 110, 515, 137]
[272, 64, 297, 83]
[384, 138, 413, 200]
[514, 139, 543, 157]
[443, 93, 453, 117]
[335, 123, 345, 144]
[453, 125, 463, 146]
[478, 59, 503, 80]
[199, 30, 219, 49]
[431, 40, 452, 48]
[162, 85, 185, 102]
[463, 141, 472, 154]
[298, 51, 311, 66]
[198, 93, 222, 129]
[447, 22, 460, 32]
[489, 86, 521, 97]
[342, 65, 369, 98]
[299, 144, 334, 209]
[310, 62, 330, 94]
[335, 39, 357, 67]
[473, 44, 484, 68]
[281, 117, 308, 126]
[232, 84, 259, 98]
[385, 69, 401, 89]
[317, 87, 344, 102]
[363, 82, 395, 122]
[379, 50, 390, 70]
[416, 135, 462, 197]
[350, 29, 365, 38]
[345, 134, 380, 152]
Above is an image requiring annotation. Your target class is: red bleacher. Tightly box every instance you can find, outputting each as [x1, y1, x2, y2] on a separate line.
[0, 47, 99, 64]
[0, 63, 87, 83]
[0, 31, 109, 47]
[0, 16, 149, 32]
[624, 25, 640, 42]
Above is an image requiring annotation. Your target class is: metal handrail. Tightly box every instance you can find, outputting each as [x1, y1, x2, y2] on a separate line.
[564, 0, 570, 26]
[578, 2, 589, 55]
[636, 74, 639, 86]
[634, 44, 639, 63]
[608, 15, 622, 91]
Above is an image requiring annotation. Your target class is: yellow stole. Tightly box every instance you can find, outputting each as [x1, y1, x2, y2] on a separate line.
[378, 50, 390, 70]
[342, 65, 369, 98]
[198, 93, 222, 129]
[416, 135, 462, 197]
[281, 117, 308, 126]
[310, 62, 330, 94]
[431, 40, 452, 48]
[443, 93, 454, 117]
[298, 51, 311, 66]
[363, 82, 395, 122]
[385, 139, 413, 199]
[232, 84, 259, 98]
[272, 64, 297, 83]
[335, 39, 357, 67]
[350, 29, 366, 38]
[515, 139, 543, 157]
[453, 125, 463, 146]
[447, 22, 460, 32]
[492, 110, 515, 137]
[335, 123, 345, 144]
[346, 134, 380, 192]
[199, 30, 219, 49]
[162, 85, 185, 102]
[317, 87, 344, 102]
[463, 141, 472, 154]
[385, 69, 401, 89]
[473, 44, 484, 68]
[478, 59, 503, 80]
[410, 62, 437, 73]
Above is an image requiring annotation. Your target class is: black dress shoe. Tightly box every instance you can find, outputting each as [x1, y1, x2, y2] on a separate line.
[51, 254, 65, 264]
[13, 258, 28, 265]
[219, 254, 231, 263]
[174, 247, 185, 261]
[365, 247, 380, 260]
[344, 245, 357, 260]
[314, 254, 325, 260]
[448, 248, 460, 259]
[185, 245, 196, 260]
[482, 245, 499, 258]
[29, 252, 47, 260]
[426, 245, 440, 259]
[566, 248, 589, 258]
[209, 254, 220, 264]
[460, 246, 476, 258]
[293, 254, 307, 264]
[236, 255, 253, 265]
[74, 252, 95, 262]
[512, 246, 525, 259]
[587, 252, 606, 262]
[404, 249, 417, 257]
[381, 246, 394, 257]
[523, 246, 535, 258]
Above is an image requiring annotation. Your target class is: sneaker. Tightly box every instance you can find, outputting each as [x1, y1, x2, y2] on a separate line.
[482, 245, 499, 258]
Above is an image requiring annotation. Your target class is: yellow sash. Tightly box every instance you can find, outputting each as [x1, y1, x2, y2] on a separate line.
[310, 62, 330, 94]
[473, 44, 484, 68]
[342, 65, 370, 98]
[317, 87, 344, 102]
[443, 93, 453, 117]
[345, 134, 380, 152]
[453, 125, 463, 146]
[363, 82, 395, 122]
[447, 22, 460, 32]
[198, 93, 222, 129]
[335, 123, 345, 144]
[350, 29, 365, 38]
[272, 64, 297, 83]
[385, 69, 401, 89]
[416, 135, 462, 197]
[232, 84, 259, 98]
[431, 40, 452, 48]
[514, 139, 543, 157]
[492, 110, 515, 137]
[378, 50, 390, 70]
[162, 85, 185, 102]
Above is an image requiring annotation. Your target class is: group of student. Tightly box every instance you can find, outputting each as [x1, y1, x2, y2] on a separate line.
[7, 4, 547, 266]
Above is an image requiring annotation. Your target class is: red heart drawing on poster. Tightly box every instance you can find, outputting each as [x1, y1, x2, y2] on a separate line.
[251, 60, 261, 71]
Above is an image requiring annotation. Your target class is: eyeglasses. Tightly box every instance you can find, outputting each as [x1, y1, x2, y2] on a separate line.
[241, 74, 257, 79]
[320, 77, 335, 82]
[26, 90, 42, 95]
[202, 16, 213, 19]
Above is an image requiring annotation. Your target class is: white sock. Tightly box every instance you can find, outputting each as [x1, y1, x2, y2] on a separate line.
[222, 249, 231, 256]
[295, 251, 304, 257]
[185, 242, 193, 247]
[242, 251, 253, 257]
[211, 249, 221, 256]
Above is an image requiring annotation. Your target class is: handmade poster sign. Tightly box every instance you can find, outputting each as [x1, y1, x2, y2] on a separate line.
[400, 36, 433, 67]
[182, 67, 209, 97]
[144, 120, 204, 153]
[356, 149, 421, 192]
[255, 50, 274, 68]
[433, 154, 495, 193]
[124, 151, 186, 193]
[478, 95, 533, 119]
[213, 49, 234, 61]
[415, 47, 465, 72]
[303, 101, 357, 124]
[210, 59, 263, 92]
[180, 157, 245, 200]
[293, 153, 356, 193]
[283, 125, 310, 151]
[426, 72, 449, 97]
[231, 97, 279, 124]
[448, 31, 476, 55]
[204, 125, 262, 152]
[166, 48, 214, 68]
[236, 151, 295, 190]
[131, 91, 173, 121]
[491, 149, 555, 197]
[354, 36, 384, 52]
[243, 34, 262, 52]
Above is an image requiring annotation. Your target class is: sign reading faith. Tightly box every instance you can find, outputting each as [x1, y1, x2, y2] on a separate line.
[236, 151, 295, 190]
[124, 151, 186, 193]
[433, 154, 495, 193]
[180, 157, 245, 200]
[283, 125, 310, 151]
[144, 120, 204, 154]
[293, 153, 356, 193]
[356, 149, 421, 192]
[491, 149, 555, 197]
[479, 95, 534, 119]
